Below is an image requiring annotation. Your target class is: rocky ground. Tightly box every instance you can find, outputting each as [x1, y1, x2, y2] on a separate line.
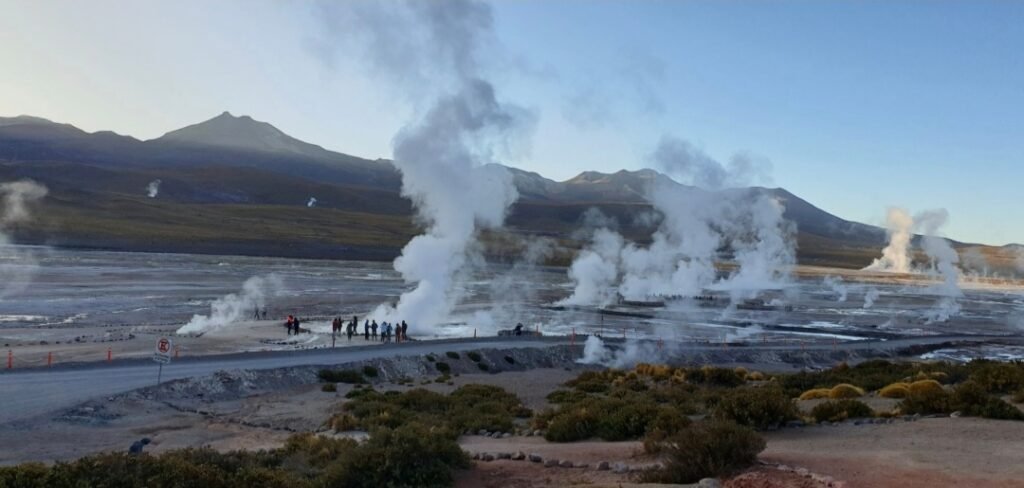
[6, 343, 1024, 487]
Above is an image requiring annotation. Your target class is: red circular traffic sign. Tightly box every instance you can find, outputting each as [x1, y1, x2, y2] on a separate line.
[157, 338, 170, 353]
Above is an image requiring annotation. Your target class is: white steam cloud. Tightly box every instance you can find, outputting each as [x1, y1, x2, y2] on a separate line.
[146, 179, 161, 198]
[176, 274, 283, 335]
[315, 1, 534, 330]
[307, 197, 317, 208]
[863, 288, 880, 309]
[864, 207, 913, 273]
[823, 275, 848, 302]
[0, 180, 48, 298]
[561, 135, 794, 307]
[577, 335, 662, 369]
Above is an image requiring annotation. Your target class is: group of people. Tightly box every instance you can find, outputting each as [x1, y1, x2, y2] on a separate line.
[330, 315, 410, 344]
[284, 315, 302, 335]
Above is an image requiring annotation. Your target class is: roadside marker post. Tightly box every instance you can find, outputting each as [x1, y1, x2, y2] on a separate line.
[153, 337, 173, 398]
[47, 351, 52, 367]
[107, 348, 112, 362]
[6, 350, 11, 369]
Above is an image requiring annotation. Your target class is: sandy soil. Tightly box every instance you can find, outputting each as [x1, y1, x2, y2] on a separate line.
[762, 417, 1024, 488]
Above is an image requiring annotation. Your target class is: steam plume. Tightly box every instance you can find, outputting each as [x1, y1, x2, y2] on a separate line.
[146, 179, 161, 198]
[823, 275, 848, 302]
[307, 197, 317, 208]
[864, 207, 913, 273]
[0, 180, 48, 298]
[176, 274, 283, 335]
[915, 209, 962, 322]
[316, 1, 534, 330]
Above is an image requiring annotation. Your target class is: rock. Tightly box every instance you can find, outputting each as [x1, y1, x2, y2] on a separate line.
[698, 478, 721, 488]
[796, 467, 810, 477]
[912, 413, 922, 421]
[559, 460, 574, 468]
[478, 429, 488, 436]
[951, 411, 962, 418]
[612, 462, 629, 474]
[471, 453, 480, 460]
[481, 453, 495, 462]
[533, 429, 542, 437]
[785, 420, 805, 428]
[544, 459, 559, 468]
[528, 453, 543, 463]
[512, 451, 525, 461]
[524, 430, 533, 437]
[575, 463, 589, 469]
[497, 452, 512, 460]
[501, 432, 512, 438]
[597, 461, 610, 471]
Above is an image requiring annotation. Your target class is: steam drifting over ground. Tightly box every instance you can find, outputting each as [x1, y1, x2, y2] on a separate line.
[146, 179, 161, 198]
[176, 274, 284, 335]
[0, 180, 48, 298]
[561, 135, 795, 307]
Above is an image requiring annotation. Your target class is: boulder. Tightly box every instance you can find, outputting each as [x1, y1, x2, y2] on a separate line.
[481, 453, 495, 462]
[951, 411, 962, 418]
[528, 453, 543, 463]
[512, 451, 525, 461]
[544, 459, 560, 468]
[612, 462, 629, 474]
[597, 461, 610, 471]
[501, 432, 512, 438]
[478, 429, 488, 436]
[559, 460, 574, 468]
[698, 478, 721, 488]
[497, 452, 512, 460]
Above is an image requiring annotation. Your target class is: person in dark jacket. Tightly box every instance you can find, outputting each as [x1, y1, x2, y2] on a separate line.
[401, 321, 408, 341]
[371, 320, 378, 340]
[128, 438, 151, 454]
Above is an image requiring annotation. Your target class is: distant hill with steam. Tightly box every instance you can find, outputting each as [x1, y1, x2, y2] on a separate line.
[0, 111, 958, 268]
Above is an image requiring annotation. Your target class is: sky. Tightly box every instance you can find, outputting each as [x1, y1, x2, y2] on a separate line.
[0, 0, 1021, 245]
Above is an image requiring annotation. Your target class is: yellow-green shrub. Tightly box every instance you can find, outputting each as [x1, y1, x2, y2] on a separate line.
[798, 388, 831, 400]
[828, 384, 865, 399]
[908, 379, 944, 395]
[878, 383, 911, 399]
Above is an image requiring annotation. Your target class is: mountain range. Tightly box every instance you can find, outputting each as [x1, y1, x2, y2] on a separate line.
[0, 111, 1004, 270]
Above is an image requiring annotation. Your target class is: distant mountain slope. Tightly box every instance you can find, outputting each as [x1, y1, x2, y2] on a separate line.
[0, 111, 903, 266]
[157, 111, 338, 160]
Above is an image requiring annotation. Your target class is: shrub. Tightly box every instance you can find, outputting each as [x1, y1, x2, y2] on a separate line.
[689, 366, 745, 387]
[321, 422, 470, 488]
[329, 413, 360, 431]
[362, 366, 379, 378]
[566, 371, 618, 393]
[504, 355, 515, 365]
[426, 354, 435, 362]
[879, 382, 911, 399]
[747, 371, 766, 381]
[900, 387, 951, 415]
[640, 421, 766, 484]
[951, 381, 1024, 421]
[321, 383, 337, 393]
[798, 388, 831, 400]
[467, 351, 482, 362]
[968, 361, 1024, 394]
[810, 400, 874, 423]
[908, 379, 945, 395]
[318, 369, 366, 384]
[828, 384, 865, 399]
[1013, 389, 1024, 404]
[546, 389, 589, 404]
[477, 362, 489, 372]
[446, 351, 460, 360]
[713, 386, 797, 430]
[435, 362, 451, 374]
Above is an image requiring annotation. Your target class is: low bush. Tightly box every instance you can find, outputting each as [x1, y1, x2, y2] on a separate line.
[362, 366, 379, 378]
[1012, 389, 1024, 404]
[878, 382, 911, 399]
[828, 384, 865, 399]
[445, 351, 460, 360]
[688, 366, 745, 387]
[318, 369, 366, 384]
[467, 351, 482, 362]
[339, 384, 529, 434]
[425, 354, 435, 362]
[321, 383, 337, 393]
[546, 389, 589, 404]
[477, 362, 489, 372]
[810, 400, 874, 423]
[435, 362, 451, 374]
[908, 379, 944, 396]
[968, 361, 1024, 394]
[640, 421, 765, 484]
[900, 387, 951, 415]
[713, 386, 797, 430]
[798, 388, 831, 400]
[504, 355, 515, 365]
[746, 371, 767, 381]
[950, 381, 1024, 421]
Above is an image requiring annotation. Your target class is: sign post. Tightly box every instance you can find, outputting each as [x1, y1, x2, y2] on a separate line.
[153, 337, 172, 397]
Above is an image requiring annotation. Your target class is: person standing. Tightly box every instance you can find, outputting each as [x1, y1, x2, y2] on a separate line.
[401, 321, 408, 341]
[285, 315, 294, 336]
[293, 316, 301, 335]
[363, 320, 370, 340]
[371, 320, 378, 340]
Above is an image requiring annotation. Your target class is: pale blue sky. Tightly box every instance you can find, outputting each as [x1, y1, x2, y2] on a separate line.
[0, 1, 1021, 244]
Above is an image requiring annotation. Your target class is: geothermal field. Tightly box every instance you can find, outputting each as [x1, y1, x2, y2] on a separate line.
[2, 245, 1024, 367]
